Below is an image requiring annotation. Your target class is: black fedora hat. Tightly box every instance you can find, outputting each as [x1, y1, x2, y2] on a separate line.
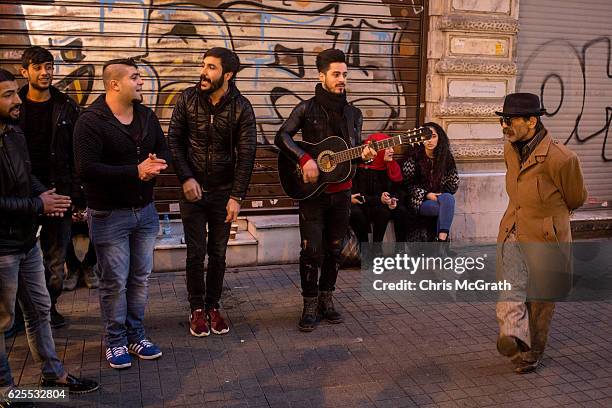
[495, 92, 546, 117]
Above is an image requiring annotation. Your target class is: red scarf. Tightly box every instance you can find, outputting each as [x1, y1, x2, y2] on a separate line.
[359, 133, 402, 182]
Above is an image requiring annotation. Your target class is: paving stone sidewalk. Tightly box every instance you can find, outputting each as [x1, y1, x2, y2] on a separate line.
[6, 264, 612, 408]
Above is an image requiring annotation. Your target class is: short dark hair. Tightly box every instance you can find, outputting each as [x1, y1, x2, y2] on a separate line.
[103, 58, 138, 74]
[203, 47, 240, 81]
[316, 48, 346, 73]
[21, 46, 54, 68]
[0, 68, 16, 83]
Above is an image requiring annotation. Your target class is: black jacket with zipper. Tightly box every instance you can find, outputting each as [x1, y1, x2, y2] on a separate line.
[167, 83, 257, 200]
[73, 95, 171, 210]
[274, 96, 363, 162]
[0, 124, 47, 255]
[18, 85, 83, 205]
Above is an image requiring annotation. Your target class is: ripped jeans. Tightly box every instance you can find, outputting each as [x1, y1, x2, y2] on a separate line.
[298, 190, 351, 297]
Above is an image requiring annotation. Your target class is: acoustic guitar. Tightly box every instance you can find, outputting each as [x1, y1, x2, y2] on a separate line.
[278, 127, 432, 200]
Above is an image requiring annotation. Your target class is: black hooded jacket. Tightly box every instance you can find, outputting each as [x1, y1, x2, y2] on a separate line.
[167, 83, 257, 200]
[73, 95, 170, 210]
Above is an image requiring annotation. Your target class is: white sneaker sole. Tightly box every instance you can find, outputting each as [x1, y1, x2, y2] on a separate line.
[190, 327, 210, 337]
[128, 349, 162, 360]
[109, 361, 131, 369]
[211, 327, 230, 335]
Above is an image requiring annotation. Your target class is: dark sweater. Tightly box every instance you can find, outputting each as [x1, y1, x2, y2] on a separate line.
[73, 95, 171, 210]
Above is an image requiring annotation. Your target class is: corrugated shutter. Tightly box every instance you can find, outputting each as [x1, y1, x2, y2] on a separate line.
[516, 0, 612, 209]
[0, 0, 427, 214]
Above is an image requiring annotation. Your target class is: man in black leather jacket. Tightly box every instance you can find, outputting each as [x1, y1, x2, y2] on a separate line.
[0, 68, 99, 399]
[18, 46, 82, 328]
[168, 47, 256, 337]
[275, 49, 375, 332]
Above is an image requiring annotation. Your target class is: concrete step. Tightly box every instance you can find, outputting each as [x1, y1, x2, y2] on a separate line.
[247, 215, 301, 265]
[153, 230, 257, 272]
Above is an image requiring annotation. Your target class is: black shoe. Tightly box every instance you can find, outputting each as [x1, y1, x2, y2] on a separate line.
[317, 290, 344, 324]
[496, 335, 520, 357]
[49, 305, 66, 329]
[0, 399, 35, 408]
[515, 358, 540, 374]
[40, 373, 100, 394]
[434, 237, 457, 257]
[82, 265, 99, 289]
[63, 268, 79, 291]
[298, 296, 318, 332]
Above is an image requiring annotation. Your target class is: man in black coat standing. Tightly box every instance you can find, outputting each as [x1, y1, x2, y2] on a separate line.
[18, 46, 83, 328]
[275, 49, 375, 332]
[168, 47, 256, 338]
[74, 58, 170, 369]
[0, 68, 99, 402]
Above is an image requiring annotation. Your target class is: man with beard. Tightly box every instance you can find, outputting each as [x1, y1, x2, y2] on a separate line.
[74, 58, 170, 369]
[0, 68, 99, 404]
[168, 47, 256, 337]
[18, 46, 84, 328]
[275, 49, 376, 332]
[495, 93, 587, 373]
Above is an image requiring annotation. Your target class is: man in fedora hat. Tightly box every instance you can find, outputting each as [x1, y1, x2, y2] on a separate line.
[495, 92, 587, 373]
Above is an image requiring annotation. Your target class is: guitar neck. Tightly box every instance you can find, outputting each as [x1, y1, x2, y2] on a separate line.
[332, 134, 422, 164]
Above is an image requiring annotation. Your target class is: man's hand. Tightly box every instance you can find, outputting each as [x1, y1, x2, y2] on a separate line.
[351, 193, 364, 205]
[361, 143, 377, 161]
[182, 178, 202, 202]
[138, 153, 167, 181]
[225, 197, 241, 223]
[302, 159, 319, 184]
[426, 192, 440, 201]
[39, 188, 71, 215]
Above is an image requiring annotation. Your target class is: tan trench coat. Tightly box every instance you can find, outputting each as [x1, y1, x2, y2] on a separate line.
[497, 131, 588, 299]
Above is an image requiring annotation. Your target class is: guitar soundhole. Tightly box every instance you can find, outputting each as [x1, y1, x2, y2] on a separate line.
[317, 150, 337, 173]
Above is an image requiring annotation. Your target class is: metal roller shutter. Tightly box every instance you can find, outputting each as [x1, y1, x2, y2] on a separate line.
[516, 0, 612, 209]
[0, 0, 427, 214]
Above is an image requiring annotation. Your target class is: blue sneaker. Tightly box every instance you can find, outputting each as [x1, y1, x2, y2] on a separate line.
[106, 346, 131, 369]
[128, 339, 162, 360]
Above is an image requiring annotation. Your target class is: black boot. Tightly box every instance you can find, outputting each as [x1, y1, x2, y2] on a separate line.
[298, 296, 318, 332]
[318, 290, 344, 324]
[434, 236, 456, 257]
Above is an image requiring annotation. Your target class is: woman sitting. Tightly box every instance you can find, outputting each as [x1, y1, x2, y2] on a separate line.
[349, 133, 402, 243]
[397, 122, 459, 243]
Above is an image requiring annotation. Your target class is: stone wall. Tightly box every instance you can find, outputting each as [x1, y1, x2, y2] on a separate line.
[427, 0, 518, 240]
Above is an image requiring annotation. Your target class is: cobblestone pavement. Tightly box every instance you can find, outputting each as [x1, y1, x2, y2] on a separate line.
[6, 265, 612, 407]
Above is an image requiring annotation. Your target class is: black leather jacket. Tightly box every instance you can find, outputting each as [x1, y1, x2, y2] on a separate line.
[18, 85, 82, 204]
[0, 124, 47, 254]
[167, 83, 257, 200]
[275, 97, 363, 162]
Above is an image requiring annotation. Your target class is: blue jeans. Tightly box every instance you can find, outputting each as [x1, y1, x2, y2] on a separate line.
[419, 193, 455, 234]
[88, 203, 159, 348]
[0, 245, 65, 391]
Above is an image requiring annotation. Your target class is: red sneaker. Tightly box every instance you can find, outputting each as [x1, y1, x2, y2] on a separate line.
[189, 309, 210, 337]
[207, 308, 230, 335]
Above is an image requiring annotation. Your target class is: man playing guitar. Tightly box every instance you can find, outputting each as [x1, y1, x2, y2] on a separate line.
[275, 49, 376, 332]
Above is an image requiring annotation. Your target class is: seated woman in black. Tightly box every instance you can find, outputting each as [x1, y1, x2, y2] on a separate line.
[397, 122, 459, 242]
[349, 133, 402, 243]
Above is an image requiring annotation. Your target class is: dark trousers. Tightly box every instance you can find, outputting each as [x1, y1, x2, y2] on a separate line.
[65, 221, 97, 272]
[298, 190, 351, 298]
[349, 204, 390, 242]
[180, 190, 231, 311]
[40, 212, 72, 306]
